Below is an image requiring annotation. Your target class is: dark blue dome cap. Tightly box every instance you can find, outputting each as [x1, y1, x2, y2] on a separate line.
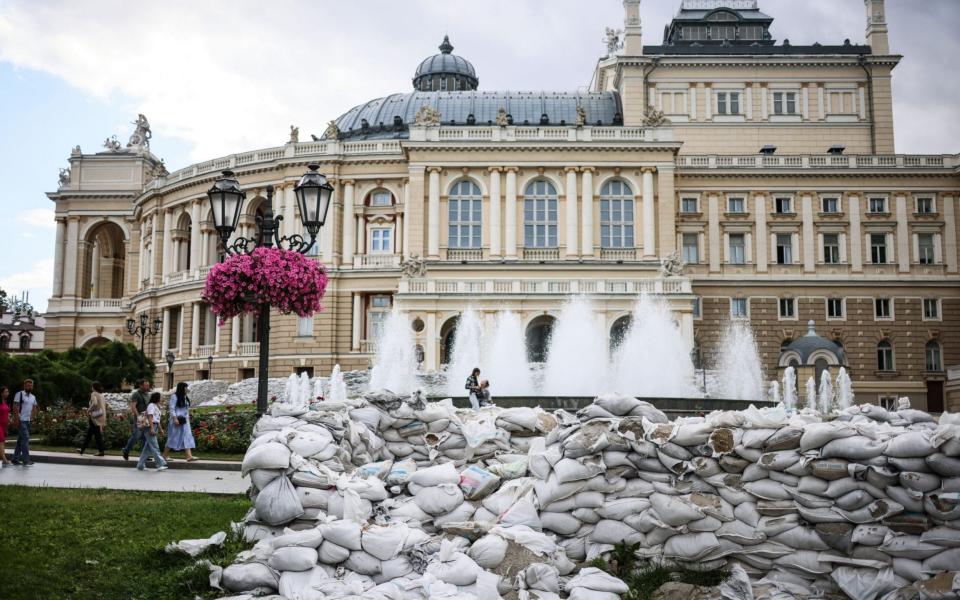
[413, 36, 478, 89]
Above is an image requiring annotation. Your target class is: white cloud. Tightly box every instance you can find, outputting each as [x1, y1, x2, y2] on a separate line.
[16, 208, 56, 229]
[0, 257, 53, 313]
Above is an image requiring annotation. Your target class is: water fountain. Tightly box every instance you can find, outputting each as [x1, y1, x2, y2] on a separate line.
[805, 377, 817, 411]
[328, 364, 347, 404]
[782, 366, 797, 412]
[284, 373, 300, 405]
[370, 308, 418, 394]
[446, 308, 484, 396]
[484, 311, 534, 396]
[298, 372, 311, 407]
[715, 320, 764, 402]
[544, 297, 609, 396]
[836, 367, 853, 411]
[769, 381, 781, 406]
[818, 370, 834, 414]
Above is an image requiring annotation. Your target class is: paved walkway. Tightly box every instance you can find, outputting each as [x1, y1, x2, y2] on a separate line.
[0, 461, 248, 494]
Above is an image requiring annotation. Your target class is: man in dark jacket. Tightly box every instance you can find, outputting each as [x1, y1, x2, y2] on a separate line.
[122, 379, 151, 460]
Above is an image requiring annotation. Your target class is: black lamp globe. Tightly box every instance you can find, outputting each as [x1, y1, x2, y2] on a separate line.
[153, 316, 163, 331]
[126, 317, 136, 332]
[207, 170, 246, 240]
[294, 164, 333, 236]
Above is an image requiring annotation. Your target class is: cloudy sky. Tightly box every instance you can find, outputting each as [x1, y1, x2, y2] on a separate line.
[1, 0, 957, 312]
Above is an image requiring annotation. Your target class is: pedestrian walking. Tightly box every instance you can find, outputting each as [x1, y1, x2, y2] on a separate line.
[465, 367, 482, 411]
[478, 379, 492, 408]
[12, 379, 37, 466]
[122, 379, 151, 461]
[163, 382, 196, 462]
[0, 386, 11, 466]
[137, 392, 168, 471]
[76, 382, 107, 456]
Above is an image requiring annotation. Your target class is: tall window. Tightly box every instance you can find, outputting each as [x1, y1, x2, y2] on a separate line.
[448, 180, 482, 249]
[822, 197, 840, 213]
[776, 234, 793, 264]
[18, 335, 29, 351]
[727, 197, 745, 213]
[681, 197, 699, 213]
[297, 316, 314, 337]
[600, 180, 635, 248]
[926, 341, 942, 372]
[369, 190, 393, 207]
[692, 296, 702, 318]
[717, 92, 741, 115]
[773, 92, 797, 115]
[368, 295, 392, 347]
[869, 197, 887, 214]
[779, 298, 795, 319]
[731, 298, 748, 319]
[875, 298, 892, 319]
[823, 234, 840, 264]
[775, 197, 793, 214]
[918, 233, 935, 264]
[916, 197, 934, 214]
[0, 336, 7, 351]
[682, 233, 700, 264]
[877, 341, 894, 371]
[870, 233, 887, 264]
[728, 233, 746, 264]
[370, 228, 392, 253]
[524, 180, 558, 248]
[827, 298, 845, 319]
[923, 298, 940, 320]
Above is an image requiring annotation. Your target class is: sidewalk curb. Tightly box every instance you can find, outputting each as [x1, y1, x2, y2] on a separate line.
[17, 451, 241, 472]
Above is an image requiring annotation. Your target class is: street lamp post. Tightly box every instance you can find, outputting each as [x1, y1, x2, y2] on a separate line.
[692, 343, 709, 398]
[165, 350, 176, 390]
[208, 165, 333, 416]
[126, 312, 163, 379]
[207, 354, 214, 380]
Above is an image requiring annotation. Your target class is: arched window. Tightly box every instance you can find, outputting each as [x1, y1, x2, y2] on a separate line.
[877, 340, 894, 372]
[448, 181, 482, 248]
[814, 358, 829, 389]
[368, 189, 394, 207]
[600, 180, 634, 249]
[524, 180, 558, 248]
[926, 341, 943, 372]
[18, 335, 30, 351]
[0, 335, 8, 351]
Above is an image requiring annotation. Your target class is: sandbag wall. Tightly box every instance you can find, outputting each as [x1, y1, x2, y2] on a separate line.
[219, 392, 960, 600]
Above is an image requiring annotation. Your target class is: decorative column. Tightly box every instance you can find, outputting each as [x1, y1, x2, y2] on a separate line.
[802, 194, 815, 272]
[396, 213, 403, 259]
[356, 214, 366, 258]
[137, 222, 146, 289]
[178, 303, 187, 352]
[565, 167, 579, 258]
[944, 195, 957, 273]
[488, 168, 502, 257]
[708, 194, 721, 272]
[581, 168, 595, 257]
[341, 180, 355, 265]
[642, 168, 656, 258]
[90, 241, 101, 298]
[322, 181, 336, 264]
[52, 219, 66, 297]
[161, 209, 173, 279]
[231, 317, 240, 353]
[190, 200, 201, 272]
[754, 193, 768, 272]
[150, 214, 159, 282]
[191, 302, 201, 356]
[406, 167, 426, 257]
[896, 194, 910, 273]
[401, 180, 411, 259]
[214, 319, 222, 354]
[849, 194, 863, 272]
[62, 217, 80, 298]
[657, 165, 676, 255]
[161, 308, 171, 356]
[427, 167, 441, 258]
[351, 293, 362, 351]
[505, 168, 518, 259]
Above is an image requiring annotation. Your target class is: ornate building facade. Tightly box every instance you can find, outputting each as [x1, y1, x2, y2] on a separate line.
[44, 0, 959, 410]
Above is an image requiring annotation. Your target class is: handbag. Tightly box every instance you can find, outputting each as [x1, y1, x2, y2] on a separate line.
[176, 415, 187, 426]
[137, 413, 150, 429]
[90, 408, 104, 419]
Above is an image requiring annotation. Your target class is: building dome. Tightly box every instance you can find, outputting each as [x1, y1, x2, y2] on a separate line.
[781, 320, 846, 366]
[413, 36, 479, 91]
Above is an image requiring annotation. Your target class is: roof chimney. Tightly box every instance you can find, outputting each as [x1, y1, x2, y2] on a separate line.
[623, 0, 643, 55]
[864, 0, 889, 54]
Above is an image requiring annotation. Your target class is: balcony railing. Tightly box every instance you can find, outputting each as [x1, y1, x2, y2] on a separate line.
[678, 154, 956, 170]
[355, 254, 401, 269]
[398, 277, 692, 296]
[196, 345, 214, 358]
[522, 248, 561, 261]
[447, 248, 484, 262]
[79, 298, 128, 312]
[600, 248, 639, 261]
[237, 342, 259, 356]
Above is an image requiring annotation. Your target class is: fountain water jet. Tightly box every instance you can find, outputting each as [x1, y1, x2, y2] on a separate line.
[544, 297, 609, 395]
[328, 364, 347, 403]
[805, 377, 817, 411]
[370, 308, 418, 394]
[769, 381, 781, 406]
[836, 367, 853, 411]
[715, 320, 764, 401]
[484, 311, 533, 396]
[782, 366, 797, 412]
[446, 308, 484, 396]
[818, 370, 834, 414]
[614, 294, 695, 397]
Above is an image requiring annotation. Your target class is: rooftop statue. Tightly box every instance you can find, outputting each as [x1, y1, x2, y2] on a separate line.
[643, 105, 670, 127]
[413, 105, 441, 127]
[660, 251, 685, 278]
[324, 120, 340, 140]
[604, 27, 623, 54]
[289, 125, 299, 143]
[103, 135, 122, 152]
[127, 113, 151, 150]
[495, 107, 509, 127]
[576, 106, 587, 127]
[58, 167, 71, 188]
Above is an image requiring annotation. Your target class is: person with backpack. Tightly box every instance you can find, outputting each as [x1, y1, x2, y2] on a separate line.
[122, 379, 151, 461]
[162, 382, 196, 462]
[0, 386, 11, 467]
[137, 392, 168, 471]
[76, 381, 107, 456]
[465, 367, 482, 411]
[12, 379, 37, 466]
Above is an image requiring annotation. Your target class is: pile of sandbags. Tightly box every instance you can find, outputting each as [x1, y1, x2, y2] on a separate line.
[198, 390, 960, 600]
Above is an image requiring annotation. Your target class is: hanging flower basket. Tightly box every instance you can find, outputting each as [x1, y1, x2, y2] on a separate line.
[203, 247, 328, 325]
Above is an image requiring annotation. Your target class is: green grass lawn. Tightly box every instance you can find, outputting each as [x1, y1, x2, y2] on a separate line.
[3, 441, 246, 462]
[0, 486, 249, 600]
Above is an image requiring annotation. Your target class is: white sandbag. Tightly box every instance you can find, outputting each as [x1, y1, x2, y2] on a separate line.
[524, 563, 560, 593]
[386, 458, 418, 486]
[285, 429, 334, 458]
[567, 590, 619, 600]
[339, 475, 389, 502]
[553, 456, 606, 483]
[414, 483, 465, 516]
[923, 548, 960, 573]
[770, 526, 829, 551]
[539, 511, 582, 536]
[927, 454, 960, 478]
[344, 550, 381, 576]
[900, 471, 941, 493]
[356, 459, 394, 480]
[255, 476, 305, 526]
[278, 566, 332, 600]
[268, 546, 318, 572]
[830, 566, 899, 600]
[250, 469, 283, 491]
[590, 519, 643, 545]
[925, 492, 960, 520]
[361, 524, 409, 561]
[851, 525, 889, 546]
[563, 568, 629, 594]
[469, 533, 509, 568]
[325, 490, 373, 522]
[269, 528, 324, 550]
[663, 532, 720, 561]
[377, 556, 413, 583]
[921, 526, 960, 548]
[426, 540, 484, 586]
[534, 473, 587, 508]
[317, 540, 350, 564]
[500, 497, 542, 530]
[165, 531, 228, 557]
[297, 486, 333, 510]
[410, 462, 460, 487]
[433, 500, 478, 528]
[460, 465, 501, 500]
[879, 536, 943, 560]
[649, 493, 704, 527]
[821, 437, 887, 461]
[597, 498, 650, 521]
[222, 562, 279, 593]
[319, 521, 362, 550]
[716, 520, 766, 545]
[886, 431, 939, 458]
[672, 422, 714, 446]
[242, 442, 292, 476]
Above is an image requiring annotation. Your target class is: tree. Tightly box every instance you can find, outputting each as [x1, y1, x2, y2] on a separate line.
[0, 286, 7, 313]
[79, 342, 155, 391]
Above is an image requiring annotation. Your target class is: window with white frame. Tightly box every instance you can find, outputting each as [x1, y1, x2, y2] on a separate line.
[877, 340, 894, 371]
[369, 190, 393, 207]
[448, 180, 482, 249]
[660, 91, 687, 114]
[923, 298, 940, 320]
[821, 197, 840, 213]
[918, 233, 935, 264]
[878, 395, 898, 410]
[827, 298, 845, 319]
[773, 92, 798, 115]
[915, 197, 934, 214]
[370, 228, 392, 253]
[823, 234, 840, 264]
[297, 315, 314, 337]
[774, 197, 793, 214]
[870, 233, 888, 264]
[779, 298, 795, 319]
[728, 233, 746, 264]
[692, 296, 702, 319]
[874, 298, 892, 319]
[776, 233, 793, 264]
[524, 180, 558, 248]
[868, 197, 887, 214]
[682, 233, 700, 264]
[827, 89, 857, 114]
[926, 341, 943, 371]
[681, 197, 699, 213]
[717, 91, 741, 115]
[727, 196, 746, 213]
[600, 180, 635, 249]
[730, 298, 748, 319]
[367, 295, 392, 347]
